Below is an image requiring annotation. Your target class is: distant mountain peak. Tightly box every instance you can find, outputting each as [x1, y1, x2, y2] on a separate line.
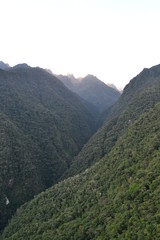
[67, 73, 75, 77]
[45, 68, 53, 75]
[67, 73, 76, 80]
[13, 63, 30, 69]
[0, 61, 10, 70]
[85, 74, 96, 77]
[107, 83, 120, 92]
[84, 74, 97, 80]
[58, 74, 121, 113]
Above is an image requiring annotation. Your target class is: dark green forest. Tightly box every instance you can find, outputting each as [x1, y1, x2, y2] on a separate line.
[2, 101, 160, 240]
[63, 65, 160, 179]
[0, 66, 98, 230]
[1, 63, 160, 239]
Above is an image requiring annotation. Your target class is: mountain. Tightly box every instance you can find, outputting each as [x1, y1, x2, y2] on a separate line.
[63, 64, 160, 178]
[0, 66, 97, 230]
[12, 63, 30, 69]
[102, 64, 160, 123]
[57, 74, 121, 113]
[0, 61, 10, 70]
[107, 83, 120, 92]
[2, 102, 160, 239]
[2, 63, 160, 238]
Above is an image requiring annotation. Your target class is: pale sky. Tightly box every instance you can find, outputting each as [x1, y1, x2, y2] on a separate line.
[1, 0, 160, 89]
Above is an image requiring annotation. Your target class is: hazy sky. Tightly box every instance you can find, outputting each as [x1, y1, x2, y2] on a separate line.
[1, 0, 160, 89]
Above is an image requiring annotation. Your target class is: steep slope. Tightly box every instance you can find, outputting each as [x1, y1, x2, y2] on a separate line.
[3, 103, 160, 239]
[64, 64, 160, 178]
[0, 66, 97, 230]
[101, 64, 160, 123]
[58, 74, 121, 113]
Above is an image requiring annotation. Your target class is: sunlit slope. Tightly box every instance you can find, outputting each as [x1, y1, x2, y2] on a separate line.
[3, 103, 160, 239]
[64, 65, 160, 178]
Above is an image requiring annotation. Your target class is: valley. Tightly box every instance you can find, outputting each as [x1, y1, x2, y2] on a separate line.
[0, 63, 160, 239]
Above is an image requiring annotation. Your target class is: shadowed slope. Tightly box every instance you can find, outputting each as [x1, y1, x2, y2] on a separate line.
[0, 66, 97, 230]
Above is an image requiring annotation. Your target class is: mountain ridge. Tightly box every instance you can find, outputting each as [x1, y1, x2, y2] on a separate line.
[57, 74, 121, 113]
[0, 61, 10, 70]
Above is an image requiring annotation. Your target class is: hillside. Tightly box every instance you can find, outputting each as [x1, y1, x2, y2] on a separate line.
[63, 65, 160, 178]
[101, 64, 160, 123]
[2, 102, 160, 239]
[57, 74, 121, 113]
[0, 66, 97, 230]
[1, 63, 160, 238]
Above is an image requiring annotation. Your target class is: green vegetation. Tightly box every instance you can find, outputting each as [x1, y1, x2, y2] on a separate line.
[101, 64, 160, 123]
[2, 103, 160, 239]
[64, 65, 160, 178]
[1, 63, 160, 239]
[0, 66, 97, 230]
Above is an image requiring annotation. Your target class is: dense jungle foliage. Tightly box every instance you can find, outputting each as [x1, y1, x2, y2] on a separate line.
[0, 66, 97, 230]
[64, 65, 160, 178]
[1, 63, 160, 239]
[2, 103, 160, 239]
